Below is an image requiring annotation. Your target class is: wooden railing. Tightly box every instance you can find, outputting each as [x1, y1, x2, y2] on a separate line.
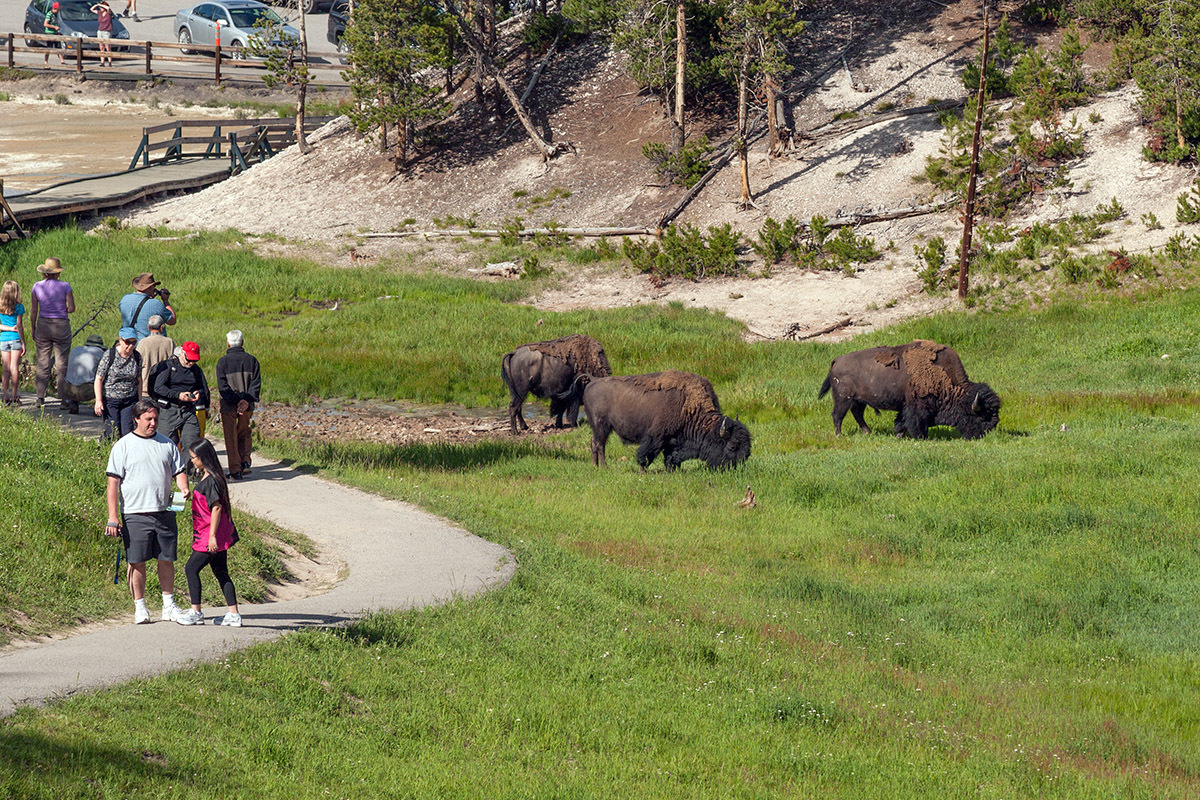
[128, 116, 338, 171]
[2, 31, 344, 86]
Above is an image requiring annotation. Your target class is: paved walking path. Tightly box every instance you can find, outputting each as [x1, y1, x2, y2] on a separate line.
[0, 395, 516, 717]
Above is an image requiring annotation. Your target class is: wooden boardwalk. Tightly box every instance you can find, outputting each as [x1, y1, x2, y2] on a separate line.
[3, 159, 230, 228]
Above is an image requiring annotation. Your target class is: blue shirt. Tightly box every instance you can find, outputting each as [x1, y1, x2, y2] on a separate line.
[119, 292, 174, 341]
[0, 303, 24, 342]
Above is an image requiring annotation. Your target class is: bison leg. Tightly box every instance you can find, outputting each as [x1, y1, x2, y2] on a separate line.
[635, 438, 663, 471]
[590, 423, 611, 467]
[548, 397, 567, 428]
[849, 401, 871, 435]
[900, 404, 931, 439]
[831, 394, 850, 435]
[564, 399, 582, 428]
[508, 393, 530, 434]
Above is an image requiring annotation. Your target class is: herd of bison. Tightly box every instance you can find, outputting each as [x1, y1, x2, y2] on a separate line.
[501, 335, 1002, 471]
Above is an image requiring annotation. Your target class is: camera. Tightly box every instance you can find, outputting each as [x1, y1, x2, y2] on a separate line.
[157, 287, 171, 301]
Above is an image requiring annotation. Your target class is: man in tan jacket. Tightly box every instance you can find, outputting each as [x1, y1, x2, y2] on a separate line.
[136, 315, 174, 394]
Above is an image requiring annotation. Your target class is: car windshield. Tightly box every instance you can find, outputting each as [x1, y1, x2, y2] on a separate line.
[227, 7, 284, 28]
[55, 2, 101, 22]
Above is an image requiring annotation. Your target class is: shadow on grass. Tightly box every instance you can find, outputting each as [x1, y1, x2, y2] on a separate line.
[269, 437, 577, 473]
[0, 729, 199, 790]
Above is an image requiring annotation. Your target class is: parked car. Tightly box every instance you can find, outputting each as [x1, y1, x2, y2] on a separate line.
[174, 0, 298, 59]
[24, 0, 131, 52]
[272, 0, 334, 13]
[326, 0, 348, 54]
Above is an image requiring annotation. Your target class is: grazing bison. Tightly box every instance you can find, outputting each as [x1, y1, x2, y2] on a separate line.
[501, 334, 612, 434]
[583, 370, 751, 470]
[818, 340, 1001, 439]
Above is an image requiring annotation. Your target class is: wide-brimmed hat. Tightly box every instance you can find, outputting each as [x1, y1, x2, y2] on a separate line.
[37, 257, 63, 275]
[181, 341, 201, 361]
[84, 333, 105, 348]
[132, 272, 160, 291]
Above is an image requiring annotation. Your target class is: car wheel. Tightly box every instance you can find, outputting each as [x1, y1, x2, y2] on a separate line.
[302, 0, 317, 13]
[336, 36, 349, 55]
[24, 23, 41, 48]
[230, 40, 246, 60]
[177, 27, 191, 55]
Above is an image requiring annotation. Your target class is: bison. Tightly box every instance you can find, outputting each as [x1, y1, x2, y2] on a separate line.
[582, 370, 751, 470]
[501, 334, 612, 434]
[818, 340, 1001, 440]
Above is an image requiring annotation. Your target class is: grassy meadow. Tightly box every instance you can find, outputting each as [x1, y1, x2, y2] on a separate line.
[2, 227, 1200, 797]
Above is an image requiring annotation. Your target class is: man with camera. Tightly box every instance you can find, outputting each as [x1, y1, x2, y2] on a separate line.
[120, 273, 177, 342]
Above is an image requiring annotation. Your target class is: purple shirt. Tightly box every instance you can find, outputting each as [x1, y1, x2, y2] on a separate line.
[32, 279, 72, 319]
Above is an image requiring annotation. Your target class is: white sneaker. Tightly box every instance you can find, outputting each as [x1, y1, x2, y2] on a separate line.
[175, 609, 205, 626]
[134, 606, 151, 624]
[162, 603, 184, 622]
[218, 612, 242, 627]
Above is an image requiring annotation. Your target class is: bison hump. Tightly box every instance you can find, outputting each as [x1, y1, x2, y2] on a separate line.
[526, 334, 612, 377]
[625, 370, 721, 416]
[901, 340, 963, 398]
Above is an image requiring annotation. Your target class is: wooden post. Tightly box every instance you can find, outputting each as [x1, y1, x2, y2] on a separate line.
[957, 0, 990, 301]
[7, 35, 14, 69]
[76, 38, 83, 73]
[145, 41, 152, 75]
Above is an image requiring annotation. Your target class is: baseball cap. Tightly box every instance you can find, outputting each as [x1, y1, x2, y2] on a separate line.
[181, 341, 201, 361]
[118, 326, 137, 342]
[52, 2, 59, 8]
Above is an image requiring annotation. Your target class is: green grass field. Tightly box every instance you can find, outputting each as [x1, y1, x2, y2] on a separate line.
[1, 228, 1199, 797]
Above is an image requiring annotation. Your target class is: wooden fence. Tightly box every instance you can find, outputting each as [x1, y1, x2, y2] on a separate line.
[2, 30, 344, 86]
[128, 116, 338, 171]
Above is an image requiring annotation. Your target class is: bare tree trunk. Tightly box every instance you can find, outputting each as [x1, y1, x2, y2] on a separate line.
[957, 1, 990, 300]
[446, 0, 571, 159]
[471, 0, 485, 106]
[736, 50, 753, 208]
[765, 75, 781, 156]
[671, 0, 686, 154]
[396, 117, 409, 170]
[295, 0, 311, 153]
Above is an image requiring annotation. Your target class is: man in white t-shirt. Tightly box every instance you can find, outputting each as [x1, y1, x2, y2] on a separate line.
[104, 398, 189, 624]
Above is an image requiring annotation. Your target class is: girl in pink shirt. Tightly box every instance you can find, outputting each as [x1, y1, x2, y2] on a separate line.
[177, 438, 242, 627]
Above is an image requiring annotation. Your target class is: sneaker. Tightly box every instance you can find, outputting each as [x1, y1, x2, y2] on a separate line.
[162, 603, 184, 622]
[241, 461, 252, 475]
[218, 612, 243, 627]
[134, 606, 151, 625]
[227, 471, 243, 480]
[175, 609, 205, 626]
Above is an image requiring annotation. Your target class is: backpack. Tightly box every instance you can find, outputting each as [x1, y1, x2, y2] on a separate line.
[100, 344, 141, 379]
[146, 358, 176, 406]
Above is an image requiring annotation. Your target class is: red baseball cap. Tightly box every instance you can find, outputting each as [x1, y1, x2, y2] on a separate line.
[182, 341, 201, 361]
[52, 2, 59, 8]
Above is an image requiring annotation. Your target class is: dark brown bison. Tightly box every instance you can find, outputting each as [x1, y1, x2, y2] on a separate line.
[818, 340, 1001, 439]
[582, 370, 751, 470]
[501, 334, 612, 434]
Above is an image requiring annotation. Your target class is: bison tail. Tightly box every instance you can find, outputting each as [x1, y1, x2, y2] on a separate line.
[501, 352, 515, 393]
[818, 371, 833, 400]
[554, 373, 590, 402]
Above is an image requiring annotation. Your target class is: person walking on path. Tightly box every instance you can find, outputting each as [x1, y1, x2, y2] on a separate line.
[120, 273, 175, 342]
[29, 257, 75, 408]
[90, 0, 115, 67]
[150, 341, 209, 463]
[62, 333, 106, 414]
[136, 315, 174, 394]
[216, 330, 260, 479]
[0, 280, 27, 406]
[104, 399, 189, 625]
[94, 327, 142, 439]
[177, 438, 242, 627]
[44, 1, 65, 65]
[121, 0, 138, 22]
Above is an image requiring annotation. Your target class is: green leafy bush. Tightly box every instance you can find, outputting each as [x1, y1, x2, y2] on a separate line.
[914, 236, 948, 293]
[752, 216, 802, 265]
[643, 135, 713, 188]
[621, 223, 744, 279]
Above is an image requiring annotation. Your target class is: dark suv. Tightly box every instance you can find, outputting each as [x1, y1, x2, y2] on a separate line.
[326, 1, 348, 54]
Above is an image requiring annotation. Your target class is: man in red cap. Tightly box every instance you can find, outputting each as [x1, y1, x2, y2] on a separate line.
[149, 340, 210, 467]
[44, 2, 65, 66]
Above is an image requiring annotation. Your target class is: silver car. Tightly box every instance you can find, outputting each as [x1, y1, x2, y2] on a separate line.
[174, 0, 298, 59]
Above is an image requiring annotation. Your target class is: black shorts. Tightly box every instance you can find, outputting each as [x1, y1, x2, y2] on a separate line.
[121, 511, 179, 564]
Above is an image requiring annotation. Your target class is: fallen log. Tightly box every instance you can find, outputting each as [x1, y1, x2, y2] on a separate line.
[658, 111, 767, 228]
[501, 32, 561, 139]
[364, 226, 658, 239]
[786, 317, 853, 341]
[820, 198, 957, 229]
[802, 99, 965, 141]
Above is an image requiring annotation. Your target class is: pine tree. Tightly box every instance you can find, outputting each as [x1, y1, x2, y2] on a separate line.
[1129, 0, 1200, 162]
[342, 0, 455, 170]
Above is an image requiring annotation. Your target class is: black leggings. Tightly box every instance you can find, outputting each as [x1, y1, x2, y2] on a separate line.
[184, 549, 238, 607]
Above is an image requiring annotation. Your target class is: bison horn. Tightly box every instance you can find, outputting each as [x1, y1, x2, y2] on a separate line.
[719, 417, 731, 440]
[971, 392, 981, 414]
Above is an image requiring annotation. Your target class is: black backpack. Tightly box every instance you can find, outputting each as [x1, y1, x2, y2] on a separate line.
[146, 358, 176, 406]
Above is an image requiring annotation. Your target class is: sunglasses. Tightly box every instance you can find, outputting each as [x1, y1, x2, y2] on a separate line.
[121, 338, 137, 345]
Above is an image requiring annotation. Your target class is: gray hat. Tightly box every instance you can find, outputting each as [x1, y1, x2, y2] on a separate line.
[84, 333, 105, 348]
